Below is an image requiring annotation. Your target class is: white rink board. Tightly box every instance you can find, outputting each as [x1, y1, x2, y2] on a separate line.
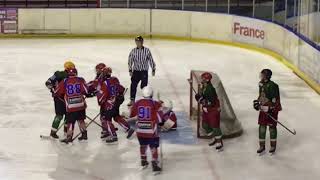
[151, 10, 191, 37]
[17, 9, 320, 84]
[191, 12, 233, 41]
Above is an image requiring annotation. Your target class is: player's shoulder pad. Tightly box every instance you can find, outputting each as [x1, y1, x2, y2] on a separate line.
[269, 80, 279, 88]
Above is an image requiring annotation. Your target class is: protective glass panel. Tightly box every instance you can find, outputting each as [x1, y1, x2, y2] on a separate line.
[207, 0, 228, 13]
[254, 0, 273, 20]
[230, 0, 253, 17]
[184, 0, 206, 11]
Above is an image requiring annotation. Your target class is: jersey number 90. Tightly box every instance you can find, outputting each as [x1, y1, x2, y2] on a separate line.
[138, 106, 151, 120]
[67, 84, 81, 95]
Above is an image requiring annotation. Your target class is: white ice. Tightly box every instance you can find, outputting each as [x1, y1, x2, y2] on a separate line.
[0, 39, 319, 180]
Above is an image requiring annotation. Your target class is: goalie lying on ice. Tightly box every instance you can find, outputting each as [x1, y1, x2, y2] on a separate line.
[158, 100, 177, 131]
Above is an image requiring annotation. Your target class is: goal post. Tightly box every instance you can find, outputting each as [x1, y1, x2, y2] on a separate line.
[189, 70, 243, 139]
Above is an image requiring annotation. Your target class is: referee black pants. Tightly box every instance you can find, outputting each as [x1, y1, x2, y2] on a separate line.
[130, 70, 148, 101]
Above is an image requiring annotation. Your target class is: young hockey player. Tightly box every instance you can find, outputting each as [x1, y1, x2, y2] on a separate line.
[195, 72, 223, 150]
[158, 100, 177, 131]
[87, 63, 109, 138]
[54, 68, 89, 143]
[130, 86, 163, 173]
[87, 63, 106, 96]
[253, 69, 281, 154]
[45, 61, 75, 139]
[96, 67, 134, 143]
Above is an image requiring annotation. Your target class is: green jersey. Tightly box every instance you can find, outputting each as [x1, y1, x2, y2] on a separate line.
[45, 70, 68, 89]
[201, 82, 218, 107]
[258, 80, 281, 109]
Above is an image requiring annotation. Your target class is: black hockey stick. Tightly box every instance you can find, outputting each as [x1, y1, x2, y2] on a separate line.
[71, 113, 100, 142]
[267, 113, 296, 135]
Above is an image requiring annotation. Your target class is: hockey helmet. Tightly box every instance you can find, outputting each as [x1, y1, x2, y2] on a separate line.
[64, 60, 75, 70]
[96, 63, 106, 74]
[201, 72, 212, 82]
[142, 86, 153, 98]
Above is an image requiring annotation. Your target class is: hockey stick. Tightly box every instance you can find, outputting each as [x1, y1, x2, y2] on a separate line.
[187, 79, 197, 94]
[71, 113, 100, 142]
[159, 134, 163, 170]
[266, 113, 296, 135]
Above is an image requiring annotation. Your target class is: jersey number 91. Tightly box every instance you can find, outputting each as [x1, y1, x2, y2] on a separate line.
[138, 106, 151, 120]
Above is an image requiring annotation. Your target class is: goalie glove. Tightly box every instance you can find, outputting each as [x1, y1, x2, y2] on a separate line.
[253, 100, 260, 111]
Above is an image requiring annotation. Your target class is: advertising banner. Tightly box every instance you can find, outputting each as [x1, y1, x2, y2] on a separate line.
[232, 16, 266, 46]
[0, 9, 18, 34]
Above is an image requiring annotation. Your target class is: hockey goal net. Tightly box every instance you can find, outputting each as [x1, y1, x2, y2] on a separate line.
[189, 70, 243, 139]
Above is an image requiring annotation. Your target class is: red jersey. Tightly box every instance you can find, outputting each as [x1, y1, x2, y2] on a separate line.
[130, 98, 162, 138]
[55, 77, 88, 112]
[96, 77, 125, 110]
[87, 75, 102, 95]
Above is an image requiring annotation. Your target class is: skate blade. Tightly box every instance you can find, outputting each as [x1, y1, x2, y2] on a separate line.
[216, 148, 223, 152]
[269, 152, 276, 156]
[140, 165, 149, 170]
[258, 151, 266, 156]
[153, 171, 161, 176]
[78, 140, 88, 143]
[105, 141, 118, 145]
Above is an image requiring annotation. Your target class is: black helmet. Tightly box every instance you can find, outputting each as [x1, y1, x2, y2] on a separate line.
[135, 35, 144, 42]
[261, 69, 272, 79]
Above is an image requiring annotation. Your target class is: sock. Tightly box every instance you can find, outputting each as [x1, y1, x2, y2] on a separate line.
[140, 146, 147, 161]
[151, 147, 158, 162]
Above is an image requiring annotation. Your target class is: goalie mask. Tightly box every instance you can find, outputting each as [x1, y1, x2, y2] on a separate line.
[161, 100, 173, 112]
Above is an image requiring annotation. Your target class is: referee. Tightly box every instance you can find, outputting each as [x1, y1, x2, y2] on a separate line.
[127, 36, 156, 106]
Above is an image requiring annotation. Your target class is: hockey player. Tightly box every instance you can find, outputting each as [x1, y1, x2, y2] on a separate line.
[45, 61, 75, 139]
[87, 63, 106, 96]
[253, 69, 281, 154]
[158, 100, 177, 131]
[54, 68, 89, 143]
[195, 72, 223, 150]
[130, 86, 163, 173]
[96, 67, 134, 143]
[87, 63, 109, 137]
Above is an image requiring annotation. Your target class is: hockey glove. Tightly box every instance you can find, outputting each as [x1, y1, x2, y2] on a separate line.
[45, 81, 53, 90]
[253, 100, 260, 111]
[195, 93, 203, 102]
[114, 95, 125, 107]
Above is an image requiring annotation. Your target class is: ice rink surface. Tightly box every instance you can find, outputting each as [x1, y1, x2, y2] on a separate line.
[0, 39, 319, 180]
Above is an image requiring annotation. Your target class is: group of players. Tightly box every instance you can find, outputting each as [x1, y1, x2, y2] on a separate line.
[195, 69, 281, 154]
[44, 59, 281, 173]
[45, 61, 178, 173]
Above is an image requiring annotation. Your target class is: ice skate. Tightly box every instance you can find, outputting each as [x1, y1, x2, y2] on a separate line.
[78, 130, 88, 141]
[152, 161, 162, 175]
[50, 130, 59, 139]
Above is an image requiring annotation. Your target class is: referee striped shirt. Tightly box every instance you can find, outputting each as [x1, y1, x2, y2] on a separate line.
[128, 47, 156, 72]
